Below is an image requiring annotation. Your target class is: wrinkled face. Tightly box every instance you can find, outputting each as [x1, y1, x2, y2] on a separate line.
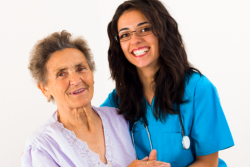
[117, 9, 160, 69]
[40, 48, 94, 109]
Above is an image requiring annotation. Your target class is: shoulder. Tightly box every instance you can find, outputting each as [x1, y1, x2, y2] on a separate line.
[93, 106, 122, 120]
[100, 89, 119, 108]
[24, 112, 57, 149]
[184, 72, 216, 98]
[92, 106, 128, 127]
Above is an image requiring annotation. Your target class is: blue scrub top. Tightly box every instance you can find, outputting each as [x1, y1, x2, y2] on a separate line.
[101, 72, 234, 167]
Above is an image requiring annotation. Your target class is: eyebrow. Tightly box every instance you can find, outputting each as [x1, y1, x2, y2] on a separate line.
[55, 63, 84, 73]
[75, 63, 82, 68]
[118, 21, 149, 33]
[57, 68, 67, 72]
[137, 21, 149, 27]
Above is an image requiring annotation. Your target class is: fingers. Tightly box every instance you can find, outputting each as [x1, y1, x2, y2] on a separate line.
[128, 159, 171, 167]
[146, 160, 171, 167]
[141, 156, 149, 161]
[149, 149, 157, 160]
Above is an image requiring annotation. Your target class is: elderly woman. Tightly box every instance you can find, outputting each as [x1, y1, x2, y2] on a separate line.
[22, 31, 170, 167]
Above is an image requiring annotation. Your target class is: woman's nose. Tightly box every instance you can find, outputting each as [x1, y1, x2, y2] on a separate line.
[130, 31, 142, 45]
[69, 73, 81, 86]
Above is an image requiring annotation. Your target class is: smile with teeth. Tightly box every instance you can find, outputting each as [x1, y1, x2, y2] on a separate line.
[71, 88, 85, 95]
[132, 48, 149, 56]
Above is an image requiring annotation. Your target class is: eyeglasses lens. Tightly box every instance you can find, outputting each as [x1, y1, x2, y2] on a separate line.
[117, 25, 153, 42]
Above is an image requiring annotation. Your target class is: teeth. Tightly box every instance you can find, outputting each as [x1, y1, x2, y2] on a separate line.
[133, 48, 149, 56]
[74, 89, 84, 93]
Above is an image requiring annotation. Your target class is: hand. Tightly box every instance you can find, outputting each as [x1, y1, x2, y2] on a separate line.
[128, 150, 171, 167]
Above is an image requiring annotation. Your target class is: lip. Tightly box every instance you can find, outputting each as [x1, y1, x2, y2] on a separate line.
[131, 47, 150, 58]
[69, 88, 86, 95]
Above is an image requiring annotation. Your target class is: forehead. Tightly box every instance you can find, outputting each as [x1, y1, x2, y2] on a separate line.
[117, 9, 148, 31]
[46, 48, 87, 71]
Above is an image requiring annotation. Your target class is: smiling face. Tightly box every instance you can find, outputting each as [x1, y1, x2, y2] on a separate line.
[117, 9, 160, 70]
[39, 48, 94, 110]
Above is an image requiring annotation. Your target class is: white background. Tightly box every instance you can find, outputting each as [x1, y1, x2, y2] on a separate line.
[0, 0, 249, 166]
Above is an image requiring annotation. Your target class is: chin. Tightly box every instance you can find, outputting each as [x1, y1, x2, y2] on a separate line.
[135, 63, 150, 69]
[74, 100, 91, 108]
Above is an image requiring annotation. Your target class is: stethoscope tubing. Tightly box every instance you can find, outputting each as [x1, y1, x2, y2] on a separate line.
[131, 111, 190, 159]
[131, 121, 153, 160]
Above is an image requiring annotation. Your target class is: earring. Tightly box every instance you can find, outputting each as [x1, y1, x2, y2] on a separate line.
[47, 95, 51, 102]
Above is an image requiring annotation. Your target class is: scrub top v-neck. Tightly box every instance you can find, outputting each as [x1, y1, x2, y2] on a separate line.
[101, 72, 234, 167]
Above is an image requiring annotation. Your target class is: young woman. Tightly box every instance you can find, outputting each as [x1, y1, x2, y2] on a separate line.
[101, 0, 234, 166]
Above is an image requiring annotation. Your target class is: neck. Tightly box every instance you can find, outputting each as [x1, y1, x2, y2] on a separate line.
[57, 103, 99, 132]
[136, 64, 160, 105]
[136, 65, 160, 93]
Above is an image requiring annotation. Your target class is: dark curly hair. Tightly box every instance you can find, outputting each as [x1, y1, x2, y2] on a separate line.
[107, 0, 200, 128]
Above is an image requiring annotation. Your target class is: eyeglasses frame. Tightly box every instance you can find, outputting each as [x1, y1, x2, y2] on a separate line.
[114, 25, 156, 42]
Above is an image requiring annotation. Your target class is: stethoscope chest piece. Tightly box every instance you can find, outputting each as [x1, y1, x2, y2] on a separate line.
[182, 136, 190, 150]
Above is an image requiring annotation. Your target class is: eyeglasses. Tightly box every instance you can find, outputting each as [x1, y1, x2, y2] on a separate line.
[115, 25, 155, 42]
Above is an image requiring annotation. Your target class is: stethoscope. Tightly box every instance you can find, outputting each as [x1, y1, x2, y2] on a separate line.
[130, 111, 190, 159]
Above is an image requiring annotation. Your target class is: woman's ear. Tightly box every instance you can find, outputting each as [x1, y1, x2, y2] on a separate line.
[37, 83, 51, 100]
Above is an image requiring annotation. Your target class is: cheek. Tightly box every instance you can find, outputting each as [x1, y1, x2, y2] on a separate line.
[149, 37, 159, 55]
[121, 44, 132, 63]
[88, 78, 94, 89]
[80, 72, 94, 87]
[90, 76, 95, 88]
[47, 73, 61, 87]
[53, 78, 65, 88]
[50, 80, 68, 96]
[120, 43, 129, 55]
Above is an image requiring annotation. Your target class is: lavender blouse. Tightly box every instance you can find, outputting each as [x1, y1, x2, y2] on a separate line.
[22, 106, 136, 167]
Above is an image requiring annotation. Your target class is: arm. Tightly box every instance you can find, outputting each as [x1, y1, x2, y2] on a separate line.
[22, 148, 59, 167]
[189, 76, 234, 166]
[189, 152, 218, 167]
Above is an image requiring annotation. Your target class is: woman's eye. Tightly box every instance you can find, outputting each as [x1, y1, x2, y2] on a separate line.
[141, 27, 151, 33]
[79, 67, 86, 71]
[119, 33, 130, 39]
[58, 73, 65, 77]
